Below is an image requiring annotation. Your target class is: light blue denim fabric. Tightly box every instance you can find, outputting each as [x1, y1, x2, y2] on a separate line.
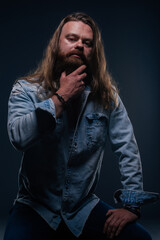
[7, 80, 159, 237]
[114, 189, 159, 207]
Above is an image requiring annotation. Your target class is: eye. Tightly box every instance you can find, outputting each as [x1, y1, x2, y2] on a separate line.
[69, 38, 75, 41]
[83, 40, 93, 47]
[67, 37, 76, 42]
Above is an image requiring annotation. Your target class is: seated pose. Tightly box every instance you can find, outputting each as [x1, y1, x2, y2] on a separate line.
[4, 12, 159, 240]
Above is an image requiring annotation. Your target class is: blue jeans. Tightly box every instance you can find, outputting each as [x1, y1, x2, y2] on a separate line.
[4, 201, 152, 240]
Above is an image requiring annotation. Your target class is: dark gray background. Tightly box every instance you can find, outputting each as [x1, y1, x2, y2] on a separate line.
[1, 0, 160, 237]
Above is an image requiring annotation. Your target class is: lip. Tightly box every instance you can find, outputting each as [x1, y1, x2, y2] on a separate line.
[71, 54, 81, 59]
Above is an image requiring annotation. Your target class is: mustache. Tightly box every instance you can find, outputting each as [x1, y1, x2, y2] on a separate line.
[66, 50, 87, 62]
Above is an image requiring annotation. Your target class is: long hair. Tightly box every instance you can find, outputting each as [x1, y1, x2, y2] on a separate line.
[19, 12, 118, 109]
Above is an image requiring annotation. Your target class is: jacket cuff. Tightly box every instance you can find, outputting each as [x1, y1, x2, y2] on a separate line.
[34, 98, 56, 135]
[114, 189, 160, 207]
[34, 98, 56, 118]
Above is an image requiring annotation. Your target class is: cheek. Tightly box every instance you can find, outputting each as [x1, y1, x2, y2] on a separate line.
[59, 40, 72, 54]
[85, 49, 93, 60]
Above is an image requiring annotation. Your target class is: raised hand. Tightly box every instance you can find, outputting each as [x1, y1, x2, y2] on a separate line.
[51, 65, 87, 117]
[57, 64, 87, 102]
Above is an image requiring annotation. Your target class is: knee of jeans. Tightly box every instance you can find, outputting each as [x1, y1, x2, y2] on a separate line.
[140, 230, 152, 240]
[145, 233, 152, 240]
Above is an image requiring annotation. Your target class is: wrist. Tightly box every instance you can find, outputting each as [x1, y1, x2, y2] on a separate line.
[54, 92, 68, 109]
[56, 90, 70, 102]
[124, 205, 141, 218]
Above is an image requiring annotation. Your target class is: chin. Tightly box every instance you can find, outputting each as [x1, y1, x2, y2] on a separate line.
[68, 55, 83, 66]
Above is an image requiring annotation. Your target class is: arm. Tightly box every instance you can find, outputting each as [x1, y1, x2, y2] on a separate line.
[8, 65, 87, 151]
[51, 65, 87, 117]
[7, 81, 56, 151]
[108, 95, 143, 191]
[103, 95, 159, 238]
[103, 95, 142, 238]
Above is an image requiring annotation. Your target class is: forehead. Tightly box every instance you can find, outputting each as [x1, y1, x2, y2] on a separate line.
[60, 21, 93, 39]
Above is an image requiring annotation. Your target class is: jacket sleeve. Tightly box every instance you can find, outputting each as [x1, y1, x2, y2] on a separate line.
[7, 81, 56, 151]
[108, 95, 143, 191]
[108, 95, 160, 207]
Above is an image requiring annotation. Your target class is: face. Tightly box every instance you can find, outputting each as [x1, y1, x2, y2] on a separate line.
[58, 21, 94, 65]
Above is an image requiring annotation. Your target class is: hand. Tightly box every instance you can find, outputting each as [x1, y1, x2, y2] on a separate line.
[57, 65, 87, 102]
[103, 208, 138, 239]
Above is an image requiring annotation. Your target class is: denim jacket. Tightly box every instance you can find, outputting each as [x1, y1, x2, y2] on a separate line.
[7, 80, 159, 237]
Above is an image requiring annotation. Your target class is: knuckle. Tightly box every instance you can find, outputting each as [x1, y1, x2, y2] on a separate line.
[107, 225, 112, 230]
[82, 73, 87, 79]
[113, 223, 118, 228]
[77, 76, 81, 81]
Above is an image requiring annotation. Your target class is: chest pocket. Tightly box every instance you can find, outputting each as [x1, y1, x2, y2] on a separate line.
[85, 113, 108, 151]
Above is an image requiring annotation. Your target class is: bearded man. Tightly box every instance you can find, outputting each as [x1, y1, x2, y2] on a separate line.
[4, 12, 159, 240]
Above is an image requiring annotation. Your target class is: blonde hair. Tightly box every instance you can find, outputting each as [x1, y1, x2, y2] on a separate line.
[19, 12, 118, 109]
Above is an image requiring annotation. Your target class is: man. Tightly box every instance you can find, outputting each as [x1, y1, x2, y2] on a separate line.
[4, 12, 158, 240]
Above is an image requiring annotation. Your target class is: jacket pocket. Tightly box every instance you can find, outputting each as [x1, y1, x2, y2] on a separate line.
[85, 113, 108, 151]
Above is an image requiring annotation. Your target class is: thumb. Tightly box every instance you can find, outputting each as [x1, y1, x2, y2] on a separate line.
[106, 210, 114, 217]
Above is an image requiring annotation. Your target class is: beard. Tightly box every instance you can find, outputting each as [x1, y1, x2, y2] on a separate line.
[53, 50, 92, 85]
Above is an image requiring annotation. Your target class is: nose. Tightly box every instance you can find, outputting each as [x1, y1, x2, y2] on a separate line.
[75, 40, 84, 51]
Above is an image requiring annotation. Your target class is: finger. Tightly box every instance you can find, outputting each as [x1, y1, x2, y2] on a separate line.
[78, 80, 84, 85]
[105, 218, 119, 238]
[104, 211, 122, 238]
[80, 85, 85, 90]
[60, 71, 66, 78]
[76, 73, 87, 83]
[115, 219, 126, 237]
[108, 219, 123, 239]
[73, 65, 87, 75]
[106, 210, 114, 217]
[81, 81, 86, 88]
[79, 72, 87, 80]
[103, 209, 116, 234]
[103, 213, 115, 233]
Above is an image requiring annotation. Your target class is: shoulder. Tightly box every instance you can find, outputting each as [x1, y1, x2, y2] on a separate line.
[10, 79, 41, 96]
[14, 79, 39, 90]
[11, 79, 51, 100]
